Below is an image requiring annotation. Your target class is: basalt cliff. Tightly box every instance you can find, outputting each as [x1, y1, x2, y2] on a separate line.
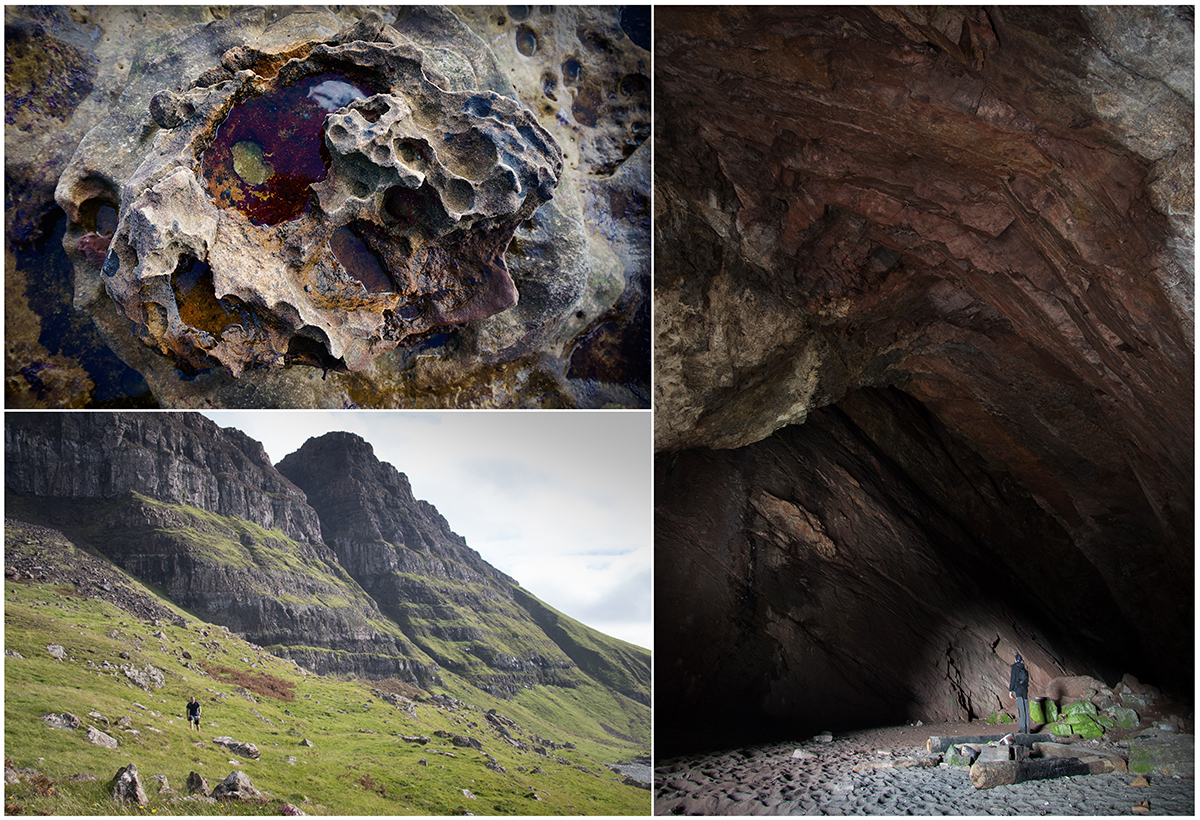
[655, 6, 1192, 755]
[4, 412, 649, 710]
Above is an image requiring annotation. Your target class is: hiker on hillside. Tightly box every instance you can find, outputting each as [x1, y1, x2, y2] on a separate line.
[1008, 653, 1031, 734]
[186, 695, 201, 731]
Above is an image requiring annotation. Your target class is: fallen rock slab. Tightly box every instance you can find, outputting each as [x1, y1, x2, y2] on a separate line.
[1034, 741, 1128, 772]
[186, 771, 209, 796]
[970, 756, 1095, 789]
[42, 712, 81, 730]
[927, 733, 1051, 753]
[87, 726, 119, 749]
[212, 736, 260, 759]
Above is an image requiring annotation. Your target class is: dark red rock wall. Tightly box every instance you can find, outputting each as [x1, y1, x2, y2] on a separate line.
[654, 6, 1193, 752]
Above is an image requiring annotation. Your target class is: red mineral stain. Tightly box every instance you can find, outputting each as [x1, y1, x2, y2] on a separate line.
[200, 73, 372, 226]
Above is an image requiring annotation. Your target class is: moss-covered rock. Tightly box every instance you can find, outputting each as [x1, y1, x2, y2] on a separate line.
[1096, 713, 1117, 730]
[1029, 699, 1045, 723]
[1050, 721, 1074, 737]
[1113, 706, 1139, 729]
[1063, 700, 1098, 717]
[1074, 717, 1104, 738]
[986, 711, 1013, 725]
[1045, 700, 1059, 722]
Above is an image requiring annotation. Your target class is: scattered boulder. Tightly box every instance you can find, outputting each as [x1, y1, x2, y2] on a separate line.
[5, 649, 24, 659]
[88, 710, 109, 725]
[213, 737, 261, 759]
[42, 712, 81, 730]
[462, 788, 477, 800]
[279, 803, 307, 815]
[121, 663, 166, 690]
[211, 770, 263, 801]
[399, 735, 430, 745]
[791, 748, 816, 760]
[4, 768, 20, 785]
[46, 644, 66, 661]
[814, 732, 834, 743]
[111, 762, 148, 804]
[151, 774, 171, 793]
[87, 726, 119, 748]
[299, 738, 313, 747]
[185, 771, 209, 795]
[118, 716, 132, 727]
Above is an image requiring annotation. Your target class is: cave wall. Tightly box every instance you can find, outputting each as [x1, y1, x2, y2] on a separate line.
[653, 6, 1193, 751]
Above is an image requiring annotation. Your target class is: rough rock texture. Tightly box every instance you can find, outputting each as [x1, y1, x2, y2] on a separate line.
[655, 6, 1192, 753]
[111, 763, 148, 804]
[56, 7, 561, 377]
[210, 770, 262, 801]
[6, 5, 649, 409]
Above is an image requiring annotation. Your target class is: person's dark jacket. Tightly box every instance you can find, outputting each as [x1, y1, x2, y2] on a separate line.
[1009, 662, 1029, 698]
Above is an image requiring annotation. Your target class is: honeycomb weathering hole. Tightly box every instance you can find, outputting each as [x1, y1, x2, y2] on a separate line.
[200, 72, 373, 225]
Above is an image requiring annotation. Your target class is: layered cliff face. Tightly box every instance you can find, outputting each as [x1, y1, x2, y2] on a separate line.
[4, 412, 434, 680]
[4, 412, 650, 708]
[655, 6, 1192, 752]
[277, 432, 647, 701]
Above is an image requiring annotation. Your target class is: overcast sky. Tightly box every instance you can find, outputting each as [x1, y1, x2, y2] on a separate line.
[200, 410, 652, 649]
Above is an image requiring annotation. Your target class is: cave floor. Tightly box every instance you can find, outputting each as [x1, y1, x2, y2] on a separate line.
[655, 723, 1194, 815]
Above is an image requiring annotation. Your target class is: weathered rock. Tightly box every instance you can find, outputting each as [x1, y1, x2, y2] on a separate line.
[41, 712, 81, 730]
[122, 663, 166, 690]
[46, 643, 66, 660]
[185, 771, 209, 795]
[54, 8, 564, 382]
[211, 769, 263, 801]
[111, 762, 148, 804]
[212, 737, 260, 759]
[87, 726, 119, 748]
[299, 738, 314, 747]
[399, 735, 429, 745]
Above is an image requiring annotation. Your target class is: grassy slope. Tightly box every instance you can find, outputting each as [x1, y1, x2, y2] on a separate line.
[3, 579, 649, 815]
[3, 518, 650, 815]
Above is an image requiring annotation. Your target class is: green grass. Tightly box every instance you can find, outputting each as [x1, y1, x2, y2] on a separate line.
[3, 579, 649, 815]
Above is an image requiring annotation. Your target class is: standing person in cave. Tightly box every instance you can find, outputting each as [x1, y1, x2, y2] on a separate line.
[1008, 653, 1031, 734]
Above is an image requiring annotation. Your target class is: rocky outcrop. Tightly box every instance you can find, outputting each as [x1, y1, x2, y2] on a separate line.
[276, 431, 582, 694]
[4, 412, 437, 682]
[654, 6, 1192, 753]
[4, 412, 321, 543]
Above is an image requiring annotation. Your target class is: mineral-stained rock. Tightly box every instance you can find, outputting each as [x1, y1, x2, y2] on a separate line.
[111, 762, 148, 804]
[211, 770, 262, 801]
[56, 9, 562, 380]
[654, 5, 1192, 755]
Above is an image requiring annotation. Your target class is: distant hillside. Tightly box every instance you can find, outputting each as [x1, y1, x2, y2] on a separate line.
[4, 412, 649, 767]
[3, 520, 650, 815]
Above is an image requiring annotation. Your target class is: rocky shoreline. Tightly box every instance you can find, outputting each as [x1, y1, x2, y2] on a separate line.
[655, 723, 1194, 815]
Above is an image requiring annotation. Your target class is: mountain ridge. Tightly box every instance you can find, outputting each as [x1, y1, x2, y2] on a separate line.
[4, 412, 649, 731]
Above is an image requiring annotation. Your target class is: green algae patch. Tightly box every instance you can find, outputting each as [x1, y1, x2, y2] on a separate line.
[231, 140, 274, 186]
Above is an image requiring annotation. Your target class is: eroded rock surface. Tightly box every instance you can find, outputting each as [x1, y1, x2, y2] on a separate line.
[655, 6, 1192, 752]
[6, 5, 649, 407]
[56, 8, 562, 378]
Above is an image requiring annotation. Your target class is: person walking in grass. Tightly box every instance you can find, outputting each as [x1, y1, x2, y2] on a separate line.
[1008, 653, 1031, 734]
[187, 695, 201, 731]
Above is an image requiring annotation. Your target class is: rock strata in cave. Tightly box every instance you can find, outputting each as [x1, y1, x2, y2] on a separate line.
[654, 5, 1193, 753]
